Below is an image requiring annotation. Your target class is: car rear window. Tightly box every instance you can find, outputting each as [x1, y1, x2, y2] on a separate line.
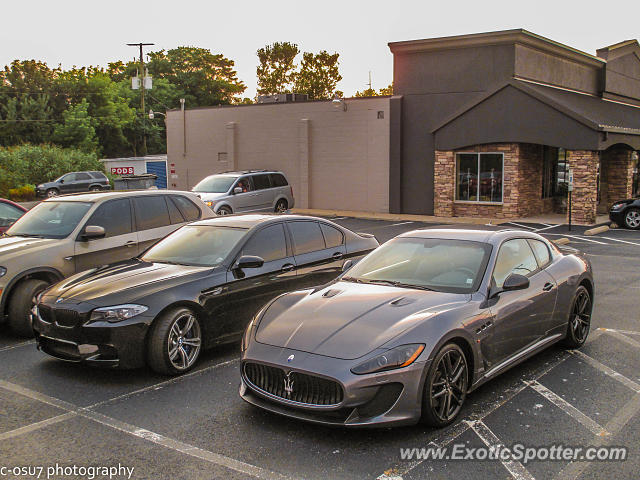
[270, 173, 288, 187]
[320, 223, 344, 248]
[288, 221, 325, 255]
[252, 174, 272, 190]
[133, 196, 171, 230]
[171, 195, 200, 221]
[89, 171, 107, 179]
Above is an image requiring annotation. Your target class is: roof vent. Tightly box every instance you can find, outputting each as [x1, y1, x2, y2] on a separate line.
[257, 93, 309, 104]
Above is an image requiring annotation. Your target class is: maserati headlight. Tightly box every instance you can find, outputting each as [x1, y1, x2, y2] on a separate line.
[0, 267, 6, 278]
[89, 304, 148, 323]
[351, 344, 425, 375]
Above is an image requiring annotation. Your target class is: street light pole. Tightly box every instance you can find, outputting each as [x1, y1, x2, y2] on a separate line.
[127, 42, 154, 156]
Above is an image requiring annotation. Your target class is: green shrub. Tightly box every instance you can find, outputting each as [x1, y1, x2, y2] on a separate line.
[8, 185, 36, 202]
[0, 144, 106, 197]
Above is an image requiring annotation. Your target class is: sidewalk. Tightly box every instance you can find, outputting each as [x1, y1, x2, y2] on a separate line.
[291, 208, 611, 227]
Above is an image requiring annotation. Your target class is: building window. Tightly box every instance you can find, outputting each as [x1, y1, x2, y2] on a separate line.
[456, 153, 503, 202]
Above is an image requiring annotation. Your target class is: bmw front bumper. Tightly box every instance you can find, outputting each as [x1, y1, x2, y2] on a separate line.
[240, 341, 430, 427]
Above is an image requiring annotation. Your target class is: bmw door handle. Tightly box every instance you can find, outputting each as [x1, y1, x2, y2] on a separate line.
[332, 252, 343, 260]
[281, 264, 295, 272]
[124, 241, 137, 248]
[543, 282, 554, 292]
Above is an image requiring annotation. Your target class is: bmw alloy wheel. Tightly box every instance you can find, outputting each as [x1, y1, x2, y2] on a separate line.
[167, 313, 202, 370]
[625, 209, 640, 229]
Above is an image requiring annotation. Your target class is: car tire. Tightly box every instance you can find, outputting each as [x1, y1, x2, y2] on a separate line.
[8, 279, 50, 337]
[147, 307, 202, 375]
[563, 285, 592, 349]
[46, 188, 59, 198]
[623, 208, 640, 230]
[216, 205, 232, 216]
[90, 186, 101, 192]
[274, 199, 288, 213]
[421, 342, 468, 428]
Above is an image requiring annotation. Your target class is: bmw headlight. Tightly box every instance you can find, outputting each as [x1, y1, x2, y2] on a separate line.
[351, 344, 425, 375]
[611, 202, 627, 210]
[0, 267, 6, 278]
[89, 304, 148, 323]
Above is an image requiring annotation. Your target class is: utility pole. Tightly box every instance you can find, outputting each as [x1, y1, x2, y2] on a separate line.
[367, 71, 372, 91]
[127, 42, 154, 156]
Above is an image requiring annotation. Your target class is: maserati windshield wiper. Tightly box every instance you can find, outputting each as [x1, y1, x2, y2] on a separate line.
[366, 279, 436, 291]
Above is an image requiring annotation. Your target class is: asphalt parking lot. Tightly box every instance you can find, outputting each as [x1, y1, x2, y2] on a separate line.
[1, 217, 639, 480]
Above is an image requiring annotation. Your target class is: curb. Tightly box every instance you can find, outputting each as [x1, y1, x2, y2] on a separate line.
[584, 225, 610, 236]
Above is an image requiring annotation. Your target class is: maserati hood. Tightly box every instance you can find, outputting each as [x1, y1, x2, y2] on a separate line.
[255, 281, 469, 360]
[45, 260, 211, 304]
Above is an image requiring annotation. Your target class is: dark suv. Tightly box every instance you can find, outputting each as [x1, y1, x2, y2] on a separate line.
[36, 171, 110, 198]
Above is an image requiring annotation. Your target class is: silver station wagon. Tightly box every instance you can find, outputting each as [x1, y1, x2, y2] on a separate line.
[192, 170, 295, 216]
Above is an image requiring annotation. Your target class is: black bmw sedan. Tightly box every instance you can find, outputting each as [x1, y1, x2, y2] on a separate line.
[32, 215, 378, 375]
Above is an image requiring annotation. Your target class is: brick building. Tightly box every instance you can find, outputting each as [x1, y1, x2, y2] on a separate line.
[167, 29, 640, 224]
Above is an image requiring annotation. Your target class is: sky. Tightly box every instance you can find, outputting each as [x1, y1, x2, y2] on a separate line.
[2, 0, 640, 101]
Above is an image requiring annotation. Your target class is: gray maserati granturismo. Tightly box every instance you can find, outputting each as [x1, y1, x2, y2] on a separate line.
[239, 226, 594, 428]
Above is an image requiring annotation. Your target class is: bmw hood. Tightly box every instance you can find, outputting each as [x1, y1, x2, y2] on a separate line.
[0, 236, 58, 258]
[255, 281, 469, 360]
[44, 260, 212, 304]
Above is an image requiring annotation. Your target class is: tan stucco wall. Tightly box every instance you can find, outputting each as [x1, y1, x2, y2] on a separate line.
[166, 97, 391, 212]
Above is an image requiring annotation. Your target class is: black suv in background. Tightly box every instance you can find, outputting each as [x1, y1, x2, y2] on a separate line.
[36, 171, 110, 198]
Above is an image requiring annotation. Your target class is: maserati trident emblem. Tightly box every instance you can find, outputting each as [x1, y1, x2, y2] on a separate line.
[287, 354, 295, 363]
[283, 371, 294, 397]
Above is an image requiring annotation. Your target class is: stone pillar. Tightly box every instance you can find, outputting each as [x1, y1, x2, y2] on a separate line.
[567, 150, 599, 225]
[434, 150, 455, 217]
[298, 118, 310, 209]
[602, 148, 633, 208]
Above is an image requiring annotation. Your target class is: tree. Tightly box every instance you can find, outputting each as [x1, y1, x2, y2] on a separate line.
[256, 42, 300, 95]
[294, 51, 342, 100]
[355, 83, 393, 97]
[146, 47, 246, 106]
[53, 99, 98, 153]
[379, 84, 393, 96]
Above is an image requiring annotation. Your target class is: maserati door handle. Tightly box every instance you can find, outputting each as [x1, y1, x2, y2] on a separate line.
[543, 282, 554, 292]
[332, 252, 343, 259]
[281, 264, 295, 272]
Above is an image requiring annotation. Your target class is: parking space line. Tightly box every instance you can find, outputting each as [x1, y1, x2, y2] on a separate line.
[0, 413, 75, 441]
[88, 357, 240, 409]
[376, 352, 570, 480]
[0, 340, 35, 353]
[0, 378, 290, 480]
[543, 234, 609, 245]
[569, 350, 640, 393]
[505, 222, 536, 230]
[598, 236, 640, 246]
[600, 329, 640, 349]
[387, 221, 415, 227]
[526, 380, 609, 437]
[554, 391, 640, 480]
[597, 327, 640, 337]
[534, 224, 561, 232]
[467, 420, 535, 480]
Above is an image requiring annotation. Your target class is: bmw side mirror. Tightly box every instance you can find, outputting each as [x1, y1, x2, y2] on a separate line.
[233, 187, 243, 195]
[342, 259, 353, 272]
[83, 225, 106, 240]
[502, 273, 530, 291]
[233, 255, 264, 270]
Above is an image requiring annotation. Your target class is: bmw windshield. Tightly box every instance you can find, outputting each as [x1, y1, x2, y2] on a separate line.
[5, 201, 92, 239]
[344, 237, 492, 293]
[142, 225, 248, 267]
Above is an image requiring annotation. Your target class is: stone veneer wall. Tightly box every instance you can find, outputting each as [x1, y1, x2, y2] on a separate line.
[567, 150, 599, 225]
[601, 148, 634, 209]
[434, 143, 544, 219]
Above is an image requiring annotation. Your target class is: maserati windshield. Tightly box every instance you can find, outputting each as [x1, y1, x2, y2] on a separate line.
[345, 237, 492, 293]
[142, 225, 247, 267]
